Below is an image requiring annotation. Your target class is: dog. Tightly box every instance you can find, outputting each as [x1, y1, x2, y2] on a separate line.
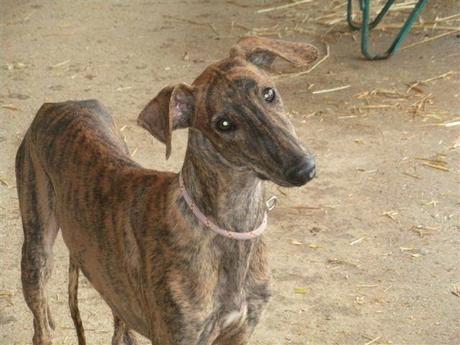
[15, 36, 318, 345]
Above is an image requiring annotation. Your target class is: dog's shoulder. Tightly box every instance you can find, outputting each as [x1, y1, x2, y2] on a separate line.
[30, 99, 116, 140]
[36, 99, 111, 122]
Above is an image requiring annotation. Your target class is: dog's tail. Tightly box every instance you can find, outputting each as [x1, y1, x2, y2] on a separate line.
[69, 259, 87, 345]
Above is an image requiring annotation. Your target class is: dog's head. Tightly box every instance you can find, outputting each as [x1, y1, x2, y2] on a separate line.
[138, 37, 318, 187]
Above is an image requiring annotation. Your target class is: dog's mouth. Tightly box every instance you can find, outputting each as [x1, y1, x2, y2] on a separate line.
[255, 171, 293, 187]
[255, 169, 316, 187]
[256, 172, 269, 181]
[252, 160, 316, 187]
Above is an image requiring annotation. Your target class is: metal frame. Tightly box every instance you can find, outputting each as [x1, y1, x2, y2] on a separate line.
[347, 0, 429, 60]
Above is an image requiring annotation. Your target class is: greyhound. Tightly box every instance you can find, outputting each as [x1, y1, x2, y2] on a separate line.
[15, 37, 318, 345]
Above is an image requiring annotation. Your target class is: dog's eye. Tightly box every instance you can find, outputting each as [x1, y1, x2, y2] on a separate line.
[216, 118, 235, 132]
[262, 88, 276, 103]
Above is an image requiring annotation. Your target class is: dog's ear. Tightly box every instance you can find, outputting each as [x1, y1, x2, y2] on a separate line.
[137, 83, 194, 159]
[230, 36, 318, 70]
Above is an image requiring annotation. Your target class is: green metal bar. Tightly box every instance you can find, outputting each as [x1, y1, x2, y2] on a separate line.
[385, 0, 429, 54]
[347, 0, 396, 31]
[347, 0, 429, 60]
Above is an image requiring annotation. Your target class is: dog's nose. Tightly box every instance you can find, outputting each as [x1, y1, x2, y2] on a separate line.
[285, 155, 316, 186]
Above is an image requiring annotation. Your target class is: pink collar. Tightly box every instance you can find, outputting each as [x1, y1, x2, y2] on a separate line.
[178, 172, 269, 240]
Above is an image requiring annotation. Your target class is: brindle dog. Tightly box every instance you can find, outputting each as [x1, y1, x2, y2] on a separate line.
[15, 37, 318, 345]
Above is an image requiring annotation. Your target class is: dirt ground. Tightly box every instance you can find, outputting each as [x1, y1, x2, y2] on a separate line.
[1, 0, 459, 344]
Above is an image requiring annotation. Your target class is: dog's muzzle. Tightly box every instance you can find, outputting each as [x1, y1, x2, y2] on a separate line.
[285, 155, 316, 186]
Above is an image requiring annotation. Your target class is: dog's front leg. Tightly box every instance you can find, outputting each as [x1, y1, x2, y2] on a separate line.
[112, 313, 138, 345]
[212, 295, 270, 345]
[211, 318, 255, 345]
[211, 325, 252, 345]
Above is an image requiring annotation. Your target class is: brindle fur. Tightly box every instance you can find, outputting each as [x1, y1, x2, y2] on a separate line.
[16, 37, 318, 345]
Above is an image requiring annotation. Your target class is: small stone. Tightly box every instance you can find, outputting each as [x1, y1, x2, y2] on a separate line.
[49, 85, 64, 91]
[0, 314, 17, 325]
[8, 93, 30, 100]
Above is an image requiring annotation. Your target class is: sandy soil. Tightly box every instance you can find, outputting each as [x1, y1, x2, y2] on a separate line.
[1, 1, 459, 344]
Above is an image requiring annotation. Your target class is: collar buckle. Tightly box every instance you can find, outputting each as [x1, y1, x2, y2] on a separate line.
[266, 196, 278, 212]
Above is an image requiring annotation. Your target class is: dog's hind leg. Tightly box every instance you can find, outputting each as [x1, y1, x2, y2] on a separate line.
[69, 259, 86, 345]
[112, 313, 138, 345]
[16, 140, 59, 345]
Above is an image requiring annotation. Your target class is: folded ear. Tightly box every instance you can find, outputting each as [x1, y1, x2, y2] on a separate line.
[230, 36, 318, 70]
[137, 83, 194, 159]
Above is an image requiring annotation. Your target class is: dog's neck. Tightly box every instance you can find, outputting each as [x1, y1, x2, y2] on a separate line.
[180, 129, 266, 234]
[180, 129, 266, 302]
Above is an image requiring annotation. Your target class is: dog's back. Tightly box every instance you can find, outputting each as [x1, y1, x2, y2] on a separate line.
[25, 100, 133, 173]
